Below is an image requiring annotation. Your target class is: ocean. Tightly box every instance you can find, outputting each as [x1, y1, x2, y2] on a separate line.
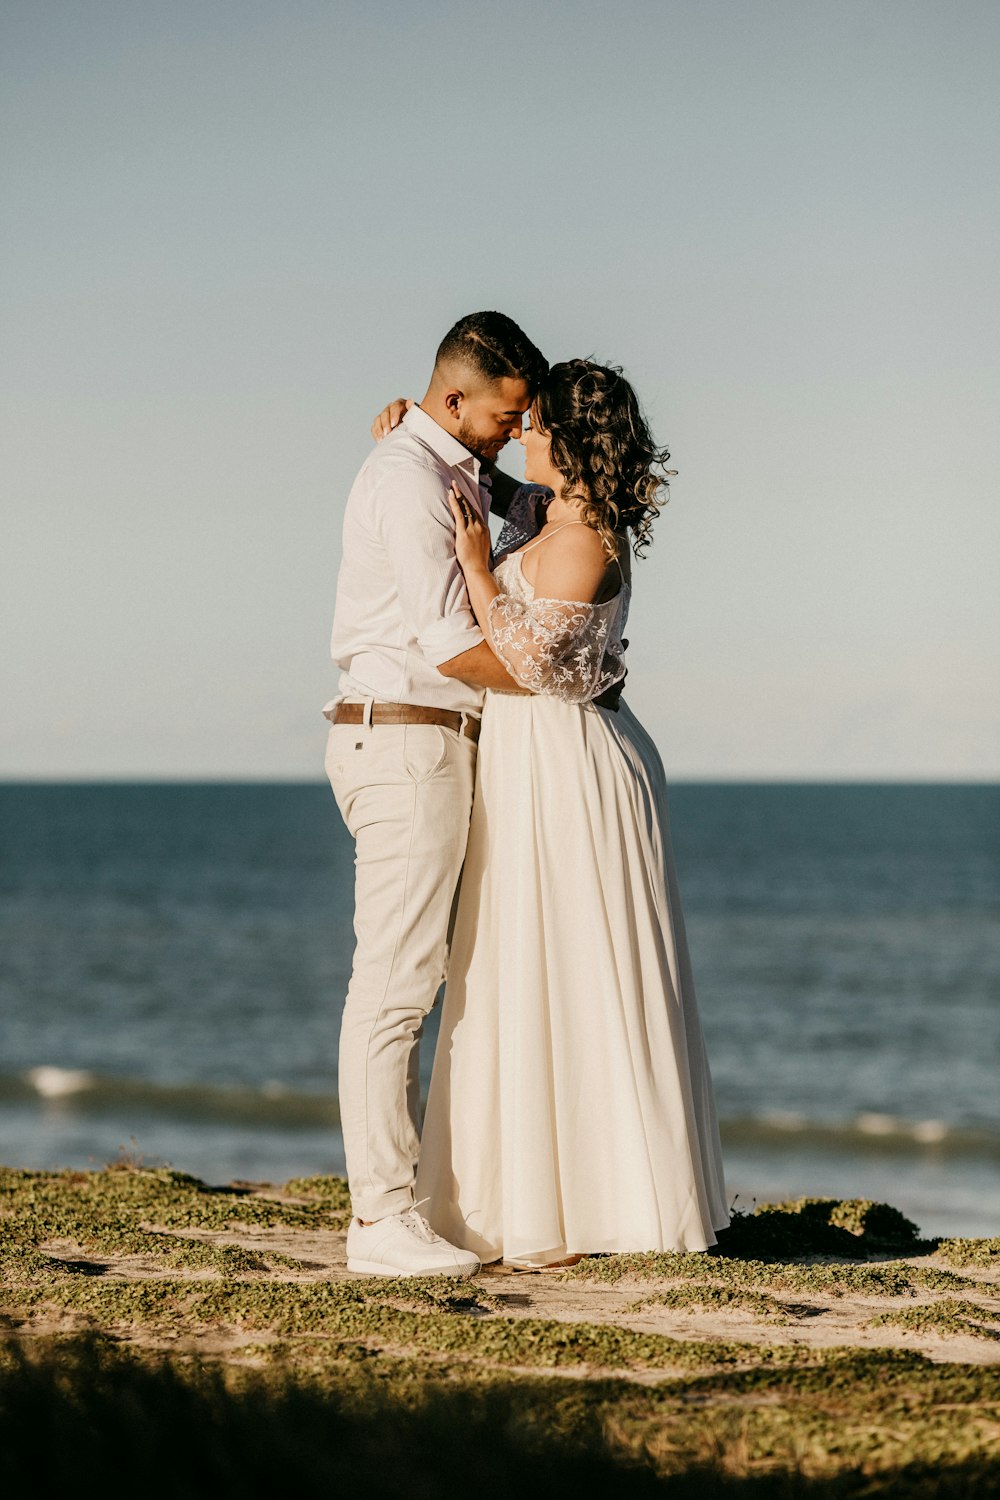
[1, 782, 997, 1238]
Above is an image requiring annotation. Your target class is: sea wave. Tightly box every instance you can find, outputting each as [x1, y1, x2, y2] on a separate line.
[5, 1069, 999, 1160]
[3, 1068, 340, 1128]
[718, 1111, 1000, 1160]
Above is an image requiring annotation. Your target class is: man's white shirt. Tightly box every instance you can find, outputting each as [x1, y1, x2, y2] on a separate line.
[328, 405, 492, 715]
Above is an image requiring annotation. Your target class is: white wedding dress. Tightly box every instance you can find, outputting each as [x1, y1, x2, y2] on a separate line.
[415, 542, 730, 1264]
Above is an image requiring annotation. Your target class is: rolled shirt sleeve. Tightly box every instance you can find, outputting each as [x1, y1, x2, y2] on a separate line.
[374, 464, 484, 667]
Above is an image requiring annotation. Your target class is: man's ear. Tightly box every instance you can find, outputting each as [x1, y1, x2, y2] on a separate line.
[442, 387, 464, 421]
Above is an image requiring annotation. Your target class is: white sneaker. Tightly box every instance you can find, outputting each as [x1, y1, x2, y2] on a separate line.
[346, 1206, 481, 1279]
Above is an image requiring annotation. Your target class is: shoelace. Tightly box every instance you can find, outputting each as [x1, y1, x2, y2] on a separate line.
[401, 1201, 442, 1244]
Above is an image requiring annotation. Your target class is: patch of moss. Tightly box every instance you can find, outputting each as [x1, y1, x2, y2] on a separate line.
[6, 1275, 818, 1372]
[0, 1166, 344, 1265]
[0, 1230, 293, 1283]
[4, 1334, 1000, 1495]
[661, 1345, 937, 1399]
[868, 1298, 1000, 1342]
[167, 1240, 276, 1274]
[255, 1249, 315, 1271]
[567, 1251, 934, 1299]
[934, 1236, 1000, 1270]
[800, 1198, 920, 1248]
[283, 1174, 352, 1214]
[0, 1244, 66, 1284]
[624, 1284, 798, 1322]
[0, 1335, 672, 1496]
[713, 1205, 865, 1259]
[47, 1234, 277, 1276]
[720, 1198, 923, 1259]
[903, 1265, 977, 1294]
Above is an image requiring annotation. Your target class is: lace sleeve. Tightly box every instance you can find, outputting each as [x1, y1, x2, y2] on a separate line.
[487, 593, 626, 703]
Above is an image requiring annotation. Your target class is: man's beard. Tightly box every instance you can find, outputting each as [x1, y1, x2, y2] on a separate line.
[456, 419, 503, 465]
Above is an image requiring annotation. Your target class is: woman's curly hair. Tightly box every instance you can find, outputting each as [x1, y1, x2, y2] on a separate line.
[532, 359, 672, 559]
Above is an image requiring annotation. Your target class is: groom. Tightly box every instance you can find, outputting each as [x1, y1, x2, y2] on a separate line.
[324, 311, 547, 1277]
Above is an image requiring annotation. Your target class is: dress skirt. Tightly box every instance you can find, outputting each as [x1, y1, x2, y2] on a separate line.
[415, 691, 730, 1264]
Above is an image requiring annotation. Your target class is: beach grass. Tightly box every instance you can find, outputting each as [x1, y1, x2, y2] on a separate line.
[2, 1165, 999, 1495]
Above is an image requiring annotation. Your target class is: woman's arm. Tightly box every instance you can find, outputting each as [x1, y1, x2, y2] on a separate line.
[446, 485, 500, 625]
[448, 487, 625, 702]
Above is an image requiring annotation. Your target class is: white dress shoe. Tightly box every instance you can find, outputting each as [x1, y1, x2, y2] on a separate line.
[346, 1206, 481, 1279]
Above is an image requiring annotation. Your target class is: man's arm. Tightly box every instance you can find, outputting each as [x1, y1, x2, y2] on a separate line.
[437, 640, 527, 693]
[376, 466, 527, 694]
[376, 466, 487, 667]
[482, 465, 521, 520]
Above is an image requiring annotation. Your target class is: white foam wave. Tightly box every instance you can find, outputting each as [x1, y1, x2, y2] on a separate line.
[911, 1119, 949, 1144]
[26, 1066, 95, 1099]
[720, 1110, 997, 1157]
[855, 1112, 899, 1136]
[759, 1110, 809, 1131]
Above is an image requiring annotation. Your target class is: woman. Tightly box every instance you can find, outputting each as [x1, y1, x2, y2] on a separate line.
[408, 359, 730, 1268]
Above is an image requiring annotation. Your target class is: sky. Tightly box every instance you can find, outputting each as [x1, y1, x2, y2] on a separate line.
[2, 0, 998, 779]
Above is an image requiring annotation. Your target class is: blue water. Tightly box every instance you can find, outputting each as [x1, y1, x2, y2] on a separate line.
[1, 783, 997, 1236]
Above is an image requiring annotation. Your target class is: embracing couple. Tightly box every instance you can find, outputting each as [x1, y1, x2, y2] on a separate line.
[323, 311, 728, 1277]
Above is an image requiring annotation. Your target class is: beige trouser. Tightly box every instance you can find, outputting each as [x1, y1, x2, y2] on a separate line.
[325, 711, 478, 1222]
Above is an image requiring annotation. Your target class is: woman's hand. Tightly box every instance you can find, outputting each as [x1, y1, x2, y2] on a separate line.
[447, 483, 492, 576]
[370, 397, 412, 440]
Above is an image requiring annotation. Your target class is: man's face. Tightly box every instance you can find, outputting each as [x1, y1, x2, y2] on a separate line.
[455, 376, 531, 464]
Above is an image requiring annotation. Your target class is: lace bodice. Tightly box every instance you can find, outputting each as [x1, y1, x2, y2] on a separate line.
[487, 552, 630, 703]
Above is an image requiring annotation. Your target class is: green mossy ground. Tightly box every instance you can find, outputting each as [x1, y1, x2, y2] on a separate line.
[935, 1236, 1000, 1269]
[2, 1166, 999, 1496]
[868, 1299, 1000, 1342]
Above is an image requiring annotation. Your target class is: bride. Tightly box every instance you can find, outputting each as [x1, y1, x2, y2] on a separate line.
[413, 359, 729, 1268]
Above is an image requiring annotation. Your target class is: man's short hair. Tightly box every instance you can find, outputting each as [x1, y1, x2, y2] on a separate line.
[435, 311, 547, 396]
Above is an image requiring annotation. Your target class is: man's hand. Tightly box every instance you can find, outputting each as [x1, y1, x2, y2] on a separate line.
[371, 397, 412, 441]
[593, 673, 627, 711]
[438, 639, 527, 692]
[593, 641, 629, 712]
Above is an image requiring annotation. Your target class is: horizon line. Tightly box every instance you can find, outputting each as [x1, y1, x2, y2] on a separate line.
[1, 775, 997, 788]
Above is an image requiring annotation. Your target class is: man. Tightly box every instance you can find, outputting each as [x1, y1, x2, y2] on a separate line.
[324, 311, 547, 1278]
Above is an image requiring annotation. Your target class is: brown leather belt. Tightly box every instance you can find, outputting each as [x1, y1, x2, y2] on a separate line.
[330, 702, 481, 744]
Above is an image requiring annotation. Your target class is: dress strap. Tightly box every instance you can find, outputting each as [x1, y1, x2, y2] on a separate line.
[519, 520, 586, 555]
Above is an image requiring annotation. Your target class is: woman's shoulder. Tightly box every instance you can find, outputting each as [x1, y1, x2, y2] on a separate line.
[531, 520, 614, 602]
[544, 519, 607, 558]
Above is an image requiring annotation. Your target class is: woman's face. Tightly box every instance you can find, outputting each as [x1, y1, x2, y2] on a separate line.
[518, 410, 563, 491]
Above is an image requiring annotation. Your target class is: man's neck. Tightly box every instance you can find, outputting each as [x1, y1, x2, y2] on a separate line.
[416, 395, 459, 443]
[407, 400, 479, 475]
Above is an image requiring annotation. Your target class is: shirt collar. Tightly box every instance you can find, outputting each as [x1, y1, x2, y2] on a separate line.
[404, 404, 482, 482]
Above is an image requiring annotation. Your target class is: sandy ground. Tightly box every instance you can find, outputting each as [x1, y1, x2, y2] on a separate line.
[33, 1192, 1000, 1373]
